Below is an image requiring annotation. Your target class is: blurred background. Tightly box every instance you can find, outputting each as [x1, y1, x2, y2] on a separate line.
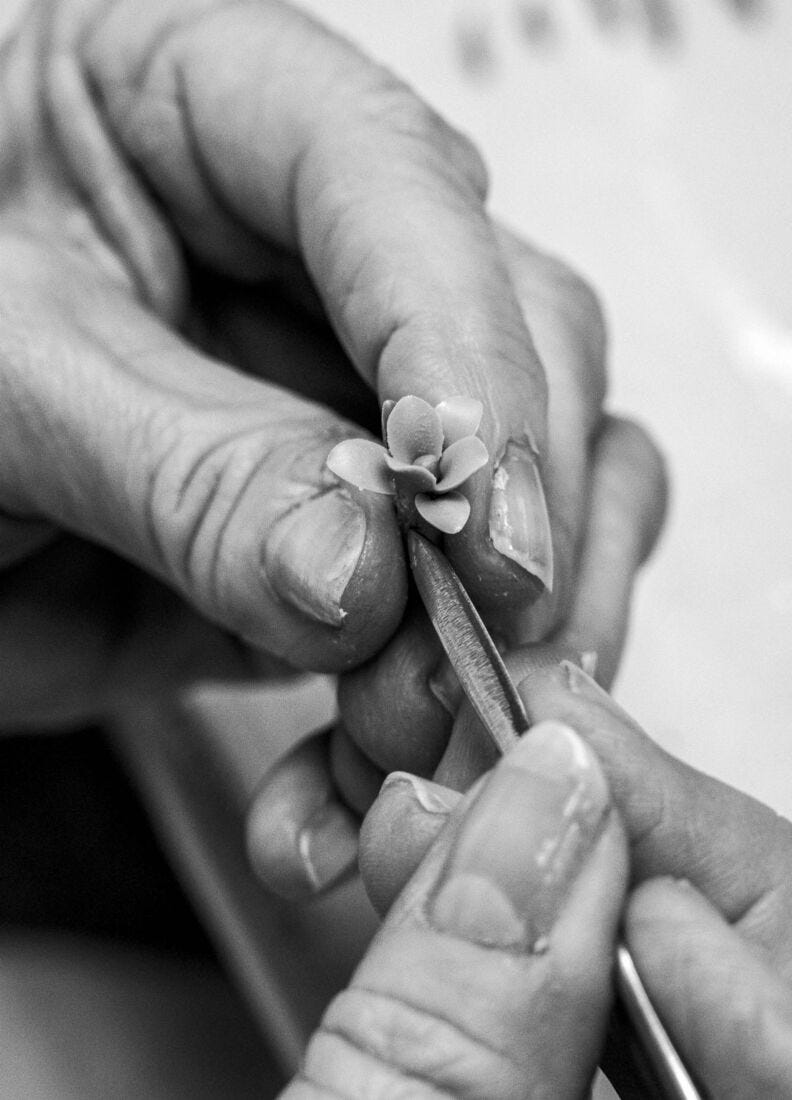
[1, 0, 790, 1095]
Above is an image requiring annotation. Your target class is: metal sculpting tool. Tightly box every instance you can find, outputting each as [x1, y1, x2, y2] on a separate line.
[408, 528, 705, 1100]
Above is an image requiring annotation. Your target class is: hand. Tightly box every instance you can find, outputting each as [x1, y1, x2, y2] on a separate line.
[363, 655, 792, 1096]
[281, 720, 627, 1099]
[1, 0, 615, 738]
[248, 410, 665, 896]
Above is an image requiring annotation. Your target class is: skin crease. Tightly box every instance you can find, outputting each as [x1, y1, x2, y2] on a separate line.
[250, 412, 668, 899]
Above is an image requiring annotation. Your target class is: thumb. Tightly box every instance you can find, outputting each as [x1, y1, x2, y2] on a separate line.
[285, 722, 627, 1099]
[627, 878, 792, 1099]
[0, 244, 406, 671]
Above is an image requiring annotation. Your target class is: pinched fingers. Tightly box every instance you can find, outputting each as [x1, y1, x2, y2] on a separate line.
[285, 724, 627, 1099]
[516, 663, 792, 971]
[242, 402, 664, 899]
[0, 238, 406, 677]
[337, 241, 616, 783]
[23, 0, 552, 616]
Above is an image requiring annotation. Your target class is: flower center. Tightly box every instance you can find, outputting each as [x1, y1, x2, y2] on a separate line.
[413, 453, 440, 476]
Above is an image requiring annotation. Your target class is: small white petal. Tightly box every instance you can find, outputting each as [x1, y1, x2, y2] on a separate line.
[386, 396, 444, 463]
[436, 436, 489, 491]
[415, 491, 471, 534]
[326, 439, 394, 493]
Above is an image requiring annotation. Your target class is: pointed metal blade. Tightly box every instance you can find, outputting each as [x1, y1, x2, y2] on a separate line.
[407, 529, 528, 755]
[409, 532, 701, 1100]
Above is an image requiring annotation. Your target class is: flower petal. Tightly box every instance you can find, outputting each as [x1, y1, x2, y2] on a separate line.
[436, 396, 483, 445]
[435, 436, 489, 492]
[385, 456, 437, 493]
[415, 491, 471, 534]
[386, 396, 444, 463]
[326, 439, 394, 494]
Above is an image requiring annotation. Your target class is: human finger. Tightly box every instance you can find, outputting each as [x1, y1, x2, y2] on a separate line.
[245, 727, 361, 901]
[356, 642, 591, 914]
[359, 772, 462, 915]
[627, 877, 792, 1098]
[0, 237, 407, 673]
[493, 228, 608, 643]
[337, 235, 612, 781]
[432, 411, 666, 792]
[515, 661, 792, 968]
[284, 722, 627, 1099]
[553, 414, 667, 688]
[40, 0, 554, 614]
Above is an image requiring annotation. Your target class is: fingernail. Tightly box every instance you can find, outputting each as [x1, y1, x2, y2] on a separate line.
[381, 771, 460, 816]
[428, 720, 609, 950]
[428, 658, 463, 716]
[562, 660, 613, 703]
[263, 490, 366, 626]
[489, 441, 554, 592]
[298, 802, 359, 892]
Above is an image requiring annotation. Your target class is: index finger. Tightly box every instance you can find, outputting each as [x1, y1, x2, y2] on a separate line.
[52, 0, 552, 609]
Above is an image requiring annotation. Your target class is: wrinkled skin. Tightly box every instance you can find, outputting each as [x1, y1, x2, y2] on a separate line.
[0, 1, 666, 893]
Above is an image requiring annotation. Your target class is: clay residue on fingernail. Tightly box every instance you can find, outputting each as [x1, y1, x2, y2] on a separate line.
[489, 440, 554, 592]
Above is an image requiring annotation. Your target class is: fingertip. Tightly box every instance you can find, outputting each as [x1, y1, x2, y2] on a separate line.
[265, 486, 408, 673]
[338, 602, 451, 775]
[245, 732, 359, 900]
[360, 772, 458, 915]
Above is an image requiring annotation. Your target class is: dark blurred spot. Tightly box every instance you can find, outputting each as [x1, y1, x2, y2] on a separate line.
[514, 1, 557, 48]
[454, 11, 497, 80]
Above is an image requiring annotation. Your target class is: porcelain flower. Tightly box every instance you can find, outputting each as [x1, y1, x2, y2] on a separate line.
[326, 395, 489, 534]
